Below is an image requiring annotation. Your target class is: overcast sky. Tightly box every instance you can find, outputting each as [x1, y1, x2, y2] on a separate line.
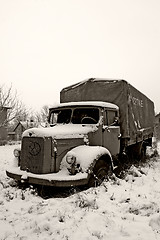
[0, 0, 160, 113]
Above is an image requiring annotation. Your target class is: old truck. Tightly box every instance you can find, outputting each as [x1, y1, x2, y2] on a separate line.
[6, 78, 155, 187]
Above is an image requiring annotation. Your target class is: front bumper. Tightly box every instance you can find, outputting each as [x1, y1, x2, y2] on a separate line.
[6, 167, 89, 187]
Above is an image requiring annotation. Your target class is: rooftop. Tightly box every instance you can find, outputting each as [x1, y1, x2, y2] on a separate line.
[50, 101, 119, 110]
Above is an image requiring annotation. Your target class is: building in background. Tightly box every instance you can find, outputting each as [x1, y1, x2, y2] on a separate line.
[0, 106, 10, 145]
[8, 119, 38, 141]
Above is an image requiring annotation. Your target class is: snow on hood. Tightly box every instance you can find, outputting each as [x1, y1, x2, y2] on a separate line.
[62, 145, 111, 170]
[22, 124, 97, 139]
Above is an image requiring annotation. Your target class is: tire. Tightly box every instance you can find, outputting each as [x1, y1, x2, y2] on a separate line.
[88, 159, 110, 187]
[139, 144, 146, 161]
[127, 142, 146, 162]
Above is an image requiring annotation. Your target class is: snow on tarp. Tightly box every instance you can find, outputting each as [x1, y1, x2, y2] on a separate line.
[60, 78, 155, 141]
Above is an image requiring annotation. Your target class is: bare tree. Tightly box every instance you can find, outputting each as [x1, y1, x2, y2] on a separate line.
[35, 105, 49, 124]
[41, 105, 49, 122]
[0, 84, 28, 127]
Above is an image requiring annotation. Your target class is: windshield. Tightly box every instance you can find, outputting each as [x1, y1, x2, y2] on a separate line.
[49, 109, 72, 124]
[49, 108, 99, 125]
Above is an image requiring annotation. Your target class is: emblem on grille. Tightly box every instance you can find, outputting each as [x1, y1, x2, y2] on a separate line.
[29, 141, 41, 156]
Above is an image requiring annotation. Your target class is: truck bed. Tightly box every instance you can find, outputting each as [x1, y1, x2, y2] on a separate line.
[60, 78, 154, 144]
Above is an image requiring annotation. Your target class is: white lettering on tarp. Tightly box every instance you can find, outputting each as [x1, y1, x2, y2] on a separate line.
[129, 95, 143, 108]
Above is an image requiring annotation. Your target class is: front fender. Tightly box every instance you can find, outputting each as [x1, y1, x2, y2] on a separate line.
[61, 145, 113, 172]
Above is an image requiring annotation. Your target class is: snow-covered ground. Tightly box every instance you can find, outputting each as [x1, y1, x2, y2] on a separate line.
[1, 143, 160, 240]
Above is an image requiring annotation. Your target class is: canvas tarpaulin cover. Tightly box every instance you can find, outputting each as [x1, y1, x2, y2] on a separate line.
[60, 79, 155, 141]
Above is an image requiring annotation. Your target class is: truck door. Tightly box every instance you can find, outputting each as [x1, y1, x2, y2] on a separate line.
[102, 110, 120, 156]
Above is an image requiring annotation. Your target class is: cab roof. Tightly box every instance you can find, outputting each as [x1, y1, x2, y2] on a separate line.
[49, 101, 119, 111]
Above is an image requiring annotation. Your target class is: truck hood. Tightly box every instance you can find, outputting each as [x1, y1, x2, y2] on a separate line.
[22, 124, 98, 139]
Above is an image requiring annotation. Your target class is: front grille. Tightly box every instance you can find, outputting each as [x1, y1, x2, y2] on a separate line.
[20, 137, 54, 174]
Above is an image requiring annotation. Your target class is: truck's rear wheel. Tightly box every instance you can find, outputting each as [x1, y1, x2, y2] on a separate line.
[131, 142, 147, 161]
[126, 141, 147, 162]
[139, 144, 146, 161]
[88, 159, 110, 187]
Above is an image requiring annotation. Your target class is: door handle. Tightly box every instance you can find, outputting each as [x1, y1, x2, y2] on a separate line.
[118, 133, 121, 139]
[102, 126, 110, 132]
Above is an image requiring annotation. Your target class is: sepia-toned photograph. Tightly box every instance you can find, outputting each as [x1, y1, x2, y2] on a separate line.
[0, 0, 160, 239]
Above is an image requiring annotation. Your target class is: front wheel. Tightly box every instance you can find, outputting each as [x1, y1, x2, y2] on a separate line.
[88, 159, 110, 187]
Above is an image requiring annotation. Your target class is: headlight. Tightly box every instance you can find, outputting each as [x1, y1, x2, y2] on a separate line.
[66, 151, 77, 175]
[13, 149, 20, 158]
[66, 155, 76, 165]
[65, 151, 82, 175]
[13, 149, 21, 167]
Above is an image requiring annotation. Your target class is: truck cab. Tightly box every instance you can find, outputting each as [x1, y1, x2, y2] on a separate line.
[48, 101, 120, 156]
[6, 101, 120, 187]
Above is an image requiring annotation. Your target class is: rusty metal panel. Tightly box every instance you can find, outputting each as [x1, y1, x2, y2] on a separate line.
[21, 137, 53, 174]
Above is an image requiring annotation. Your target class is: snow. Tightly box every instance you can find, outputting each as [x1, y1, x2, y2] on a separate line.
[7, 145, 111, 186]
[50, 101, 119, 110]
[63, 145, 111, 170]
[1, 142, 160, 239]
[7, 166, 88, 181]
[23, 124, 97, 139]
